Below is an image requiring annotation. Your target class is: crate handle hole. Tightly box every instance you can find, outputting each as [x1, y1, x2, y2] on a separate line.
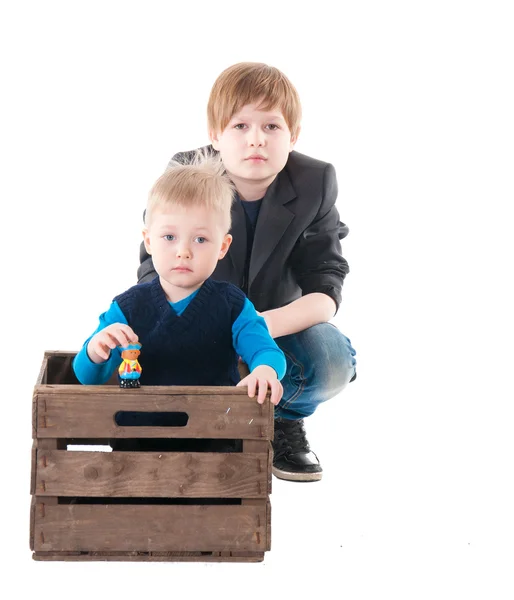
[114, 411, 189, 427]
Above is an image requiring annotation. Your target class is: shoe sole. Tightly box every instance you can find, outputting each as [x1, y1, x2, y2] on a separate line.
[272, 466, 323, 482]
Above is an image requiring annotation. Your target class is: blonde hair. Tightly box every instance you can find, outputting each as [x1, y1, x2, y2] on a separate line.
[146, 151, 235, 232]
[207, 62, 302, 138]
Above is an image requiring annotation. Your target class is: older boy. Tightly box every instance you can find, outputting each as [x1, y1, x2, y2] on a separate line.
[138, 63, 357, 482]
[74, 154, 286, 405]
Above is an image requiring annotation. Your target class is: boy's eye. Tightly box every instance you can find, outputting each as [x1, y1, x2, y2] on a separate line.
[194, 236, 207, 244]
[163, 234, 175, 241]
[234, 123, 246, 130]
[266, 124, 279, 130]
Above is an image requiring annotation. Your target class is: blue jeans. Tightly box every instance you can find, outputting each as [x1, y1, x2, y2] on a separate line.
[274, 323, 357, 420]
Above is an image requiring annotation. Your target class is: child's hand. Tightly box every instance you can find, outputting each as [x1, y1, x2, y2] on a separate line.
[87, 324, 139, 363]
[237, 365, 283, 406]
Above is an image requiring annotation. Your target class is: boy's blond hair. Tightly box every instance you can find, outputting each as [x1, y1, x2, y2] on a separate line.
[146, 151, 235, 232]
[207, 62, 302, 138]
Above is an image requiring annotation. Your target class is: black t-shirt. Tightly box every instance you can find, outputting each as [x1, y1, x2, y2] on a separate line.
[239, 196, 263, 294]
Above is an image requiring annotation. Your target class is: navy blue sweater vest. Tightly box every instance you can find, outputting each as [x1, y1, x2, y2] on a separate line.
[114, 278, 246, 386]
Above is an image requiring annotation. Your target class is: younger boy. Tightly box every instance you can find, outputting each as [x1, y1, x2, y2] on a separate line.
[74, 153, 286, 405]
[138, 62, 357, 482]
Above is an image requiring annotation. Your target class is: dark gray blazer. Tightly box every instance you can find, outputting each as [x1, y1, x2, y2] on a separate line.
[138, 147, 349, 313]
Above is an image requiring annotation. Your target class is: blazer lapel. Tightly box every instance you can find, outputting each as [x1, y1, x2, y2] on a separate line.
[249, 170, 296, 285]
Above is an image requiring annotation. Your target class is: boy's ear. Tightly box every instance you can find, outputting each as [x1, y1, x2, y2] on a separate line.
[218, 234, 232, 259]
[289, 126, 301, 151]
[209, 130, 221, 151]
[143, 228, 152, 255]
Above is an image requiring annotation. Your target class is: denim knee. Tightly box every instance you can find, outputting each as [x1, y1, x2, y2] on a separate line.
[275, 323, 357, 419]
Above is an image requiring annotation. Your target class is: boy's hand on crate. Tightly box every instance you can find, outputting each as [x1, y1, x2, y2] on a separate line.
[87, 323, 139, 363]
[237, 365, 283, 405]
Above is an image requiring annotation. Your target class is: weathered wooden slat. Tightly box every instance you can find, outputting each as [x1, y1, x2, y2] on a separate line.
[64, 438, 112, 446]
[266, 499, 272, 551]
[44, 350, 74, 359]
[45, 353, 78, 385]
[32, 391, 38, 439]
[36, 450, 268, 498]
[30, 442, 37, 495]
[30, 497, 35, 551]
[268, 440, 273, 494]
[37, 439, 66, 450]
[243, 440, 268, 453]
[35, 384, 269, 396]
[36, 393, 272, 439]
[33, 551, 264, 562]
[36, 356, 49, 385]
[34, 504, 266, 553]
[243, 440, 269, 498]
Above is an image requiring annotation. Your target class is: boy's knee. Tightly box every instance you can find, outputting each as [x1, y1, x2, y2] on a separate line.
[292, 323, 356, 389]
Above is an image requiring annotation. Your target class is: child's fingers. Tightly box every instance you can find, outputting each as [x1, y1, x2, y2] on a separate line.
[95, 331, 123, 357]
[236, 376, 255, 397]
[119, 325, 139, 343]
[98, 342, 110, 360]
[111, 326, 137, 349]
[269, 380, 283, 406]
[93, 340, 111, 361]
[102, 332, 120, 350]
[246, 377, 257, 399]
[256, 379, 268, 404]
[111, 329, 131, 348]
[101, 324, 138, 349]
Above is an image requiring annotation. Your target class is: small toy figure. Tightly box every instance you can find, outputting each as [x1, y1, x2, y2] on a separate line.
[118, 343, 142, 388]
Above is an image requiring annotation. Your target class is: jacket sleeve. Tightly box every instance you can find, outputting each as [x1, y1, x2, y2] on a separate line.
[289, 163, 350, 312]
[137, 240, 156, 284]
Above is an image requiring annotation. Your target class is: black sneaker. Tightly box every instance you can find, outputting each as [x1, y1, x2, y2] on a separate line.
[272, 418, 323, 482]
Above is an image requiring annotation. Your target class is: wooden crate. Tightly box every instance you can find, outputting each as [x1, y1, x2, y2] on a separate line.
[30, 351, 273, 562]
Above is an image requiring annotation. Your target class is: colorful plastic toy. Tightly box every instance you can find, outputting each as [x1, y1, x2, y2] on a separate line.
[118, 342, 142, 388]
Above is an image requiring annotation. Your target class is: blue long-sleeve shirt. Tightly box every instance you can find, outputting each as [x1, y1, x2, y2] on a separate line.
[73, 287, 286, 385]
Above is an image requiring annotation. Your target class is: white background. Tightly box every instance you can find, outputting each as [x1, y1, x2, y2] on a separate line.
[1, 0, 513, 598]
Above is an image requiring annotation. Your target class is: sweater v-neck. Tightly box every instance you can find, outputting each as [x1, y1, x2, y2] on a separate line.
[149, 277, 214, 332]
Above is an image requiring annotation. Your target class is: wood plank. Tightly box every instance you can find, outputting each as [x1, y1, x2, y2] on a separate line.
[268, 440, 273, 494]
[65, 438, 112, 446]
[45, 353, 78, 385]
[35, 384, 270, 396]
[243, 440, 269, 498]
[241, 499, 267, 550]
[29, 497, 35, 551]
[33, 551, 264, 562]
[30, 442, 37, 495]
[44, 351, 76, 359]
[243, 440, 272, 495]
[36, 392, 273, 440]
[36, 356, 49, 385]
[243, 440, 268, 453]
[34, 504, 266, 553]
[37, 439, 66, 450]
[266, 499, 272, 551]
[32, 391, 38, 439]
[36, 450, 268, 498]
[42, 351, 114, 386]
